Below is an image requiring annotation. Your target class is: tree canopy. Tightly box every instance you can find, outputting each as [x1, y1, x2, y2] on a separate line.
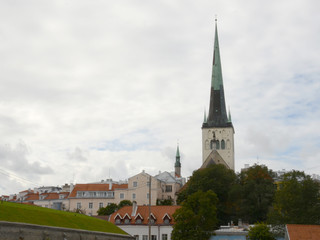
[177, 164, 237, 225]
[238, 164, 276, 223]
[172, 190, 218, 240]
[267, 170, 320, 225]
[247, 223, 275, 240]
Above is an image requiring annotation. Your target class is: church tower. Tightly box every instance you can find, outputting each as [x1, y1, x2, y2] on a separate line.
[202, 20, 235, 170]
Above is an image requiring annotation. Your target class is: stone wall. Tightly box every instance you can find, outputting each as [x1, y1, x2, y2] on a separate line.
[0, 221, 134, 240]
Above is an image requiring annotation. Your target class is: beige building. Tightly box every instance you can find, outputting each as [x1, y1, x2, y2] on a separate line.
[68, 183, 128, 216]
[118, 170, 185, 206]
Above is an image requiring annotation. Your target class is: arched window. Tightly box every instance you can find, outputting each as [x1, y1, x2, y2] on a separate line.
[210, 140, 215, 150]
[216, 140, 220, 150]
[221, 140, 225, 149]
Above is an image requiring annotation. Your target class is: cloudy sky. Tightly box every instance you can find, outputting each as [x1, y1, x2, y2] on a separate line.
[1, 0, 320, 195]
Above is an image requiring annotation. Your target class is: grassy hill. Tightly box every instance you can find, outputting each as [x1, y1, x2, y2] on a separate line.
[0, 201, 127, 235]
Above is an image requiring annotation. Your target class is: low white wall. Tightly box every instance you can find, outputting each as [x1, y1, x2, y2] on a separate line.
[0, 221, 134, 240]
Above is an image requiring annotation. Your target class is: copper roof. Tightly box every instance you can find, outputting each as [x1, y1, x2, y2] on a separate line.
[286, 224, 320, 240]
[110, 205, 180, 225]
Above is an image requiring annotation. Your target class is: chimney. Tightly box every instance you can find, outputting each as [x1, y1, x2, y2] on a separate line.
[131, 201, 137, 216]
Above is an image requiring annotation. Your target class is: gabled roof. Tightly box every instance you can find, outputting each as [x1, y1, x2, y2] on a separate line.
[200, 150, 229, 169]
[286, 224, 320, 240]
[110, 205, 180, 225]
[155, 171, 177, 183]
[69, 183, 128, 198]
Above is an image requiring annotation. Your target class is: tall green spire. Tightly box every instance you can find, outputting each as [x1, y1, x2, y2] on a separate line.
[175, 144, 181, 168]
[204, 19, 231, 128]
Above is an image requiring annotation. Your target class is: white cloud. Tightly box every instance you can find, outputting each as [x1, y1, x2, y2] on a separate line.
[1, 0, 320, 195]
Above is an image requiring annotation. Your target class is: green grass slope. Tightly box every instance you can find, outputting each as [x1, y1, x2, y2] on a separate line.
[0, 202, 127, 235]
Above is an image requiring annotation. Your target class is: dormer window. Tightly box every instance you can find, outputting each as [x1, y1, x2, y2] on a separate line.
[148, 213, 156, 224]
[149, 219, 155, 224]
[136, 218, 142, 224]
[115, 218, 121, 224]
[124, 218, 130, 224]
[162, 213, 172, 225]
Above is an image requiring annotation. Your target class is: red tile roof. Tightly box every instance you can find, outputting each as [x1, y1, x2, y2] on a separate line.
[69, 183, 128, 198]
[286, 224, 320, 240]
[40, 192, 70, 200]
[25, 193, 39, 201]
[110, 205, 180, 225]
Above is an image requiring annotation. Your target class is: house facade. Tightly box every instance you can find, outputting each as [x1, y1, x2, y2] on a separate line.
[68, 183, 128, 215]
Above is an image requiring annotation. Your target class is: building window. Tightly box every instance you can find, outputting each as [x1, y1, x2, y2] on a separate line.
[147, 193, 150, 199]
[149, 218, 155, 224]
[77, 202, 81, 209]
[132, 193, 136, 199]
[163, 218, 170, 224]
[133, 181, 138, 187]
[151, 235, 157, 240]
[89, 202, 93, 209]
[221, 139, 225, 149]
[147, 181, 151, 187]
[136, 218, 142, 224]
[99, 202, 103, 209]
[165, 185, 172, 192]
[216, 140, 220, 149]
[124, 218, 130, 224]
[142, 235, 148, 240]
[134, 235, 139, 240]
[120, 193, 124, 199]
[162, 234, 168, 240]
[115, 218, 121, 224]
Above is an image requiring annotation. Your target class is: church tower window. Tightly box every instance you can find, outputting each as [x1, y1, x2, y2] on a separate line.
[221, 140, 225, 149]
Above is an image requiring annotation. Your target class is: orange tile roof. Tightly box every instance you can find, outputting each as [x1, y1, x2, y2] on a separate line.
[40, 192, 70, 200]
[69, 183, 128, 198]
[110, 205, 181, 225]
[25, 193, 39, 201]
[286, 224, 320, 240]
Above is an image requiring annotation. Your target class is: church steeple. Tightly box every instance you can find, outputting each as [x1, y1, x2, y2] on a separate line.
[203, 19, 231, 128]
[201, 19, 235, 170]
[175, 144, 181, 177]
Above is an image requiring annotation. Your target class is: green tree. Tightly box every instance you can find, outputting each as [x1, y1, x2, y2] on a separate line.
[247, 223, 275, 240]
[118, 200, 132, 209]
[267, 170, 320, 225]
[177, 164, 238, 225]
[156, 199, 173, 206]
[172, 190, 218, 240]
[97, 203, 118, 216]
[239, 164, 276, 223]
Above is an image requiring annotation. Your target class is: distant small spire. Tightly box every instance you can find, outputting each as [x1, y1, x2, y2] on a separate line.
[176, 142, 180, 158]
[175, 143, 181, 167]
[175, 143, 181, 176]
